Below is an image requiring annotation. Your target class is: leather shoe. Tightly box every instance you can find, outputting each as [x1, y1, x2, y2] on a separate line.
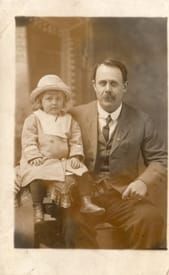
[80, 196, 105, 215]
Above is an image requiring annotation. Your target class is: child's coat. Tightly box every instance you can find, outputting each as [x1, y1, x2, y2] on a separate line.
[19, 110, 87, 187]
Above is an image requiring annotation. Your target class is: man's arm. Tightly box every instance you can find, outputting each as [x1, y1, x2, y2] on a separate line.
[138, 116, 167, 184]
[122, 115, 167, 200]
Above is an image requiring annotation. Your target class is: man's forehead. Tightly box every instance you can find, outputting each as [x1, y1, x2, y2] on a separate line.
[95, 64, 123, 80]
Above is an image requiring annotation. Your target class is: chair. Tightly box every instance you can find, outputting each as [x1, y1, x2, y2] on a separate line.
[15, 188, 76, 248]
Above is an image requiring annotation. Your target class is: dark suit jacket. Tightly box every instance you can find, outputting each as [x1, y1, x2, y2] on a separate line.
[71, 101, 167, 193]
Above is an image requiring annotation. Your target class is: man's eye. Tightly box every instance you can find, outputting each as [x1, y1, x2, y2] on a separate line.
[99, 81, 106, 86]
[111, 82, 118, 87]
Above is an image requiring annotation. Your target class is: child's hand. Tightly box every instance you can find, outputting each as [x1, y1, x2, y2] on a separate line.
[70, 157, 81, 169]
[29, 157, 44, 166]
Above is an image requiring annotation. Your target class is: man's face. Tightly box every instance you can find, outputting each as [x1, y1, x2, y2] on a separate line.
[93, 64, 127, 113]
[41, 90, 65, 115]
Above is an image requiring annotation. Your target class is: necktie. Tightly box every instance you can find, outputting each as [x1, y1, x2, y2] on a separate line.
[102, 115, 112, 142]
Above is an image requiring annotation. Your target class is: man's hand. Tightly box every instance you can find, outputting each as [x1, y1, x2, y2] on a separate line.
[29, 157, 45, 166]
[122, 179, 147, 200]
[70, 157, 81, 169]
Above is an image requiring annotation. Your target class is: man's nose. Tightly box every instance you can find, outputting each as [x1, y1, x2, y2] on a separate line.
[105, 82, 112, 92]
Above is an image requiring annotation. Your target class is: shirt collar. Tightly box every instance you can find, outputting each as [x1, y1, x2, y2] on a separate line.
[35, 109, 58, 120]
[97, 101, 122, 121]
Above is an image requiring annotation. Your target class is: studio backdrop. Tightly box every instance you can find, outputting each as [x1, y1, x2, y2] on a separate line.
[15, 17, 167, 245]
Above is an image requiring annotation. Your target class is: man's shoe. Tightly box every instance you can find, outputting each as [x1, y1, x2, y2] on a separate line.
[33, 204, 44, 223]
[80, 196, 105, 215]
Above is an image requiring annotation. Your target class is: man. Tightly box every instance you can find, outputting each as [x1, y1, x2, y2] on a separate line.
[71, 58, 167, 249]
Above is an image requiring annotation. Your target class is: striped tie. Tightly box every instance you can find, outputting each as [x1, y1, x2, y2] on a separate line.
[102, 115, 112, 142]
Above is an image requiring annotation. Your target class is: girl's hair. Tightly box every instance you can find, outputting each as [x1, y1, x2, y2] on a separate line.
[32, 91, 75, 114]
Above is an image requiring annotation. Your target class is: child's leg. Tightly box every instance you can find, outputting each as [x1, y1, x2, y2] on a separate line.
[30, 180, 46, 204]
[30, 180, 46, 223]
[76, 173, 105, 215]
[76, 172, 93, 196]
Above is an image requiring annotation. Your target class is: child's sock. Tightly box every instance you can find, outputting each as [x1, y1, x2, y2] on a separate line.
[33, 203, 44, 223]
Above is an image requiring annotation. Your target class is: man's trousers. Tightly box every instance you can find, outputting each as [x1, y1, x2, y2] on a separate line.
[72, 188, 165, 249]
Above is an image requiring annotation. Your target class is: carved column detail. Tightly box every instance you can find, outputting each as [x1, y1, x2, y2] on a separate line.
[59, 30, 76, 93]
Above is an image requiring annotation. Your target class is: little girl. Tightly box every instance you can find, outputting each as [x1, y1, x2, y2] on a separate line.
[19, 74, 105, 223]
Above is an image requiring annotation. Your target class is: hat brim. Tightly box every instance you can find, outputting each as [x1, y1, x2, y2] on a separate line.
[30, 85, 71, 102]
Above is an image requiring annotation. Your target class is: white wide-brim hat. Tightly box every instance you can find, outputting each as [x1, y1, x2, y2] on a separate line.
[30, 74, 72, 103]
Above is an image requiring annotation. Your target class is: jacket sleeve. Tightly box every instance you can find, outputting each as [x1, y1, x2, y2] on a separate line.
[21, 114, 43, 162]
[68, 118, 84, 158]
[138, 116, 167, 185]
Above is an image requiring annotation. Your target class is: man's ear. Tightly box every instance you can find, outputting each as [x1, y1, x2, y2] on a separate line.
[123, 81, 128, 93]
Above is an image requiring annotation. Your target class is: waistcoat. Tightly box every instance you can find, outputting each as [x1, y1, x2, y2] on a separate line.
[95, 126, 115, 172]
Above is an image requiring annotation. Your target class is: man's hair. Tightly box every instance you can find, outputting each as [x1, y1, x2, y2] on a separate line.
[92, 58, 128, 82]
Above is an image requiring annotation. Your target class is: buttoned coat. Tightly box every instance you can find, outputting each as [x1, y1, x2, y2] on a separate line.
[71, 101, 167, 194]
[19, 112, 87, 187]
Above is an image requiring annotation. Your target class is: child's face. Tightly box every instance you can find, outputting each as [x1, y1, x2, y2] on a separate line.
[41, 90, 66, 115]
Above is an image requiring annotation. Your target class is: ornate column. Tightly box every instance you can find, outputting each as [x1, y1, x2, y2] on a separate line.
[59, 30, 76, 93]
[15, 20, 31, 162]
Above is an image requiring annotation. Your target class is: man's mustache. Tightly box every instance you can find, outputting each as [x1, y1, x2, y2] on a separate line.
[103, 93, 116, 101]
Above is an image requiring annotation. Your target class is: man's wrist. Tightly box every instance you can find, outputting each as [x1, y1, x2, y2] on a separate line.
[136, 178, 146, 185]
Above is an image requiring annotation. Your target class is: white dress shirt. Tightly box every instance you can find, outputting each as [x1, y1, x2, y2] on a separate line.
[97, 102, 122, 139]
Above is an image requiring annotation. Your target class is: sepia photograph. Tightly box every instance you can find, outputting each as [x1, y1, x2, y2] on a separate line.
[14, 17, 167, 250]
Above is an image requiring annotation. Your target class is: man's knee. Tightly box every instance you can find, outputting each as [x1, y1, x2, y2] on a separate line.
[130, 202, 165, 248]
[135, 201, 164, 229]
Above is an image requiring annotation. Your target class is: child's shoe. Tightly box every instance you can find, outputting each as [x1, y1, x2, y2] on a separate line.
[80, 196, 105, 215]
[33, 203, 44, 223]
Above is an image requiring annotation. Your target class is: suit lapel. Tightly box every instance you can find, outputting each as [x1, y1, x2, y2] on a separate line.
[110, 104, 130, 154]
[83, 102, 130, 159]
